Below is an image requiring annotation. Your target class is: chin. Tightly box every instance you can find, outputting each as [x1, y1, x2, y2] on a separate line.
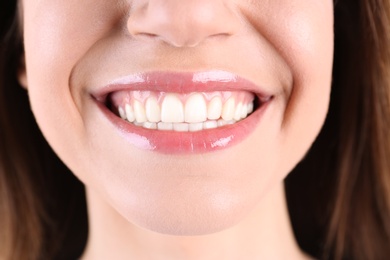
[119, 192, 255, 236]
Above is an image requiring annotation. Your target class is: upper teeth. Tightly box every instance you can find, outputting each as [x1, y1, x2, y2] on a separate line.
[115, 91, 255, 132]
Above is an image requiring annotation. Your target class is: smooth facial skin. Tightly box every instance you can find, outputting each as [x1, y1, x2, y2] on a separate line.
[19, 0, 333, 258]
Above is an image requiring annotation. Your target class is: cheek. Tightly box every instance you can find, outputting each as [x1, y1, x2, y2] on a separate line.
[22, 0, 122, 164]
[265, 2, 334, 174]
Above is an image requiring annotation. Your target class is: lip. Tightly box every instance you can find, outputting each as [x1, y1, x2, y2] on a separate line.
[92, 70, 273, 154]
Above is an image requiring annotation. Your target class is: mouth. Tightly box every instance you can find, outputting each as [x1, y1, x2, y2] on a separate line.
[92, 71, 273, 154]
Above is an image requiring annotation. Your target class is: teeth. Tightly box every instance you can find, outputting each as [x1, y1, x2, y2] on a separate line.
[145, 96, 161, 123]
[234, 102, 243, 121]
[240, 104, 248, 119]
[203, 120, 218, 129]
[222, 97, 235, 121]
[247, 103, 254, 114]
[143, 122, 157, 129]
[207, 97, 222, 120]
[161, 94, 184, 123]
[134, 100, 147, 123]
[173, 123, 189, 132]
[157, 122, 173, 131]
[125, 104, 135, 122]
[217, 119, 227, 127]
[116, 91, 257, 132]
[151, 120, 240, 132]
[118, 107, 126, 120]
[189, 122, 204, 132]
[185, 93, 207, 123]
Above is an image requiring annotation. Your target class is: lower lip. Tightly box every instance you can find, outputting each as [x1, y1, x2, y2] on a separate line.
[96, 101, 270, 154]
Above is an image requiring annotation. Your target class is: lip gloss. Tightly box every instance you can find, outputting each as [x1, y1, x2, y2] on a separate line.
[93, 71, 272, 154]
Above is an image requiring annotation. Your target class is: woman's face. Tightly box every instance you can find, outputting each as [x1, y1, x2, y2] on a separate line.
[20, 0, 334, 234]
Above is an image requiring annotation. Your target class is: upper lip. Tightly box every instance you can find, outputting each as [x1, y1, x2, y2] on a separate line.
[91, 70, 273, 103]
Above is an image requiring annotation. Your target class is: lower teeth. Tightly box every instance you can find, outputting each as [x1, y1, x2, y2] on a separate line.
[129, 119, 240, 132]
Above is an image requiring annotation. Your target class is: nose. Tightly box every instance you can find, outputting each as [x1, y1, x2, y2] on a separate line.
[127, 0, 240, 47]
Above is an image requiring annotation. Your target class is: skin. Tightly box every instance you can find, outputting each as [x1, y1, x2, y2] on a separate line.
[19, 0, 334, 259]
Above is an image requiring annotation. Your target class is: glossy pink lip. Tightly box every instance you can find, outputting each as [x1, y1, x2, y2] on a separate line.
[92, 71, 273, 154]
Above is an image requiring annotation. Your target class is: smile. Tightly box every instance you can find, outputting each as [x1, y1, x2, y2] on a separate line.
[112, 90, 255, 131]
[92, 71, 273, 153]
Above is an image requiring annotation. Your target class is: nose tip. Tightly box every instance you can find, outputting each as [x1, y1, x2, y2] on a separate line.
[127, 0, 240, 47]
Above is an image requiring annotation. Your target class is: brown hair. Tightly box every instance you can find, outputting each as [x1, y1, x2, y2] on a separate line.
[0, 0, 389, 259]
[286, 0, 390, 259]
[0, 2, 87, 259]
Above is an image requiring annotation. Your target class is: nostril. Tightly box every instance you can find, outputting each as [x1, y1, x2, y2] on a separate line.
[132, 32, 158, 38]
[129, 32, 161, 43]
[126, 0, 240, 48]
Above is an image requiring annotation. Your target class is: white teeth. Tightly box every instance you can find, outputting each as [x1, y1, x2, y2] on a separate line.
[122, 119, 243, 132]
[189, 122, 204, 132]
[134, 100, 147, 123]
[161, 94, 184, 123]
[173, 123, 189, 132]
[118, 107, 126, 120]
[234, 102, 243, 121]
[208, 97, 222, 120]
[145, 96, 161, 123]
[240, 104, 248, 119]
[247, 103, 254, 114]
[116, 92, 258, 132]
[157, 122, 173, 131]
[143, 122, 157, 129]
[157, 120, 238, 132]
[217, 119, 227, 127]
[203, 120, 218, 129]
[185, 93, 207, 123]
[125, 104, 135, 122]
[222, 97, 235, 121]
